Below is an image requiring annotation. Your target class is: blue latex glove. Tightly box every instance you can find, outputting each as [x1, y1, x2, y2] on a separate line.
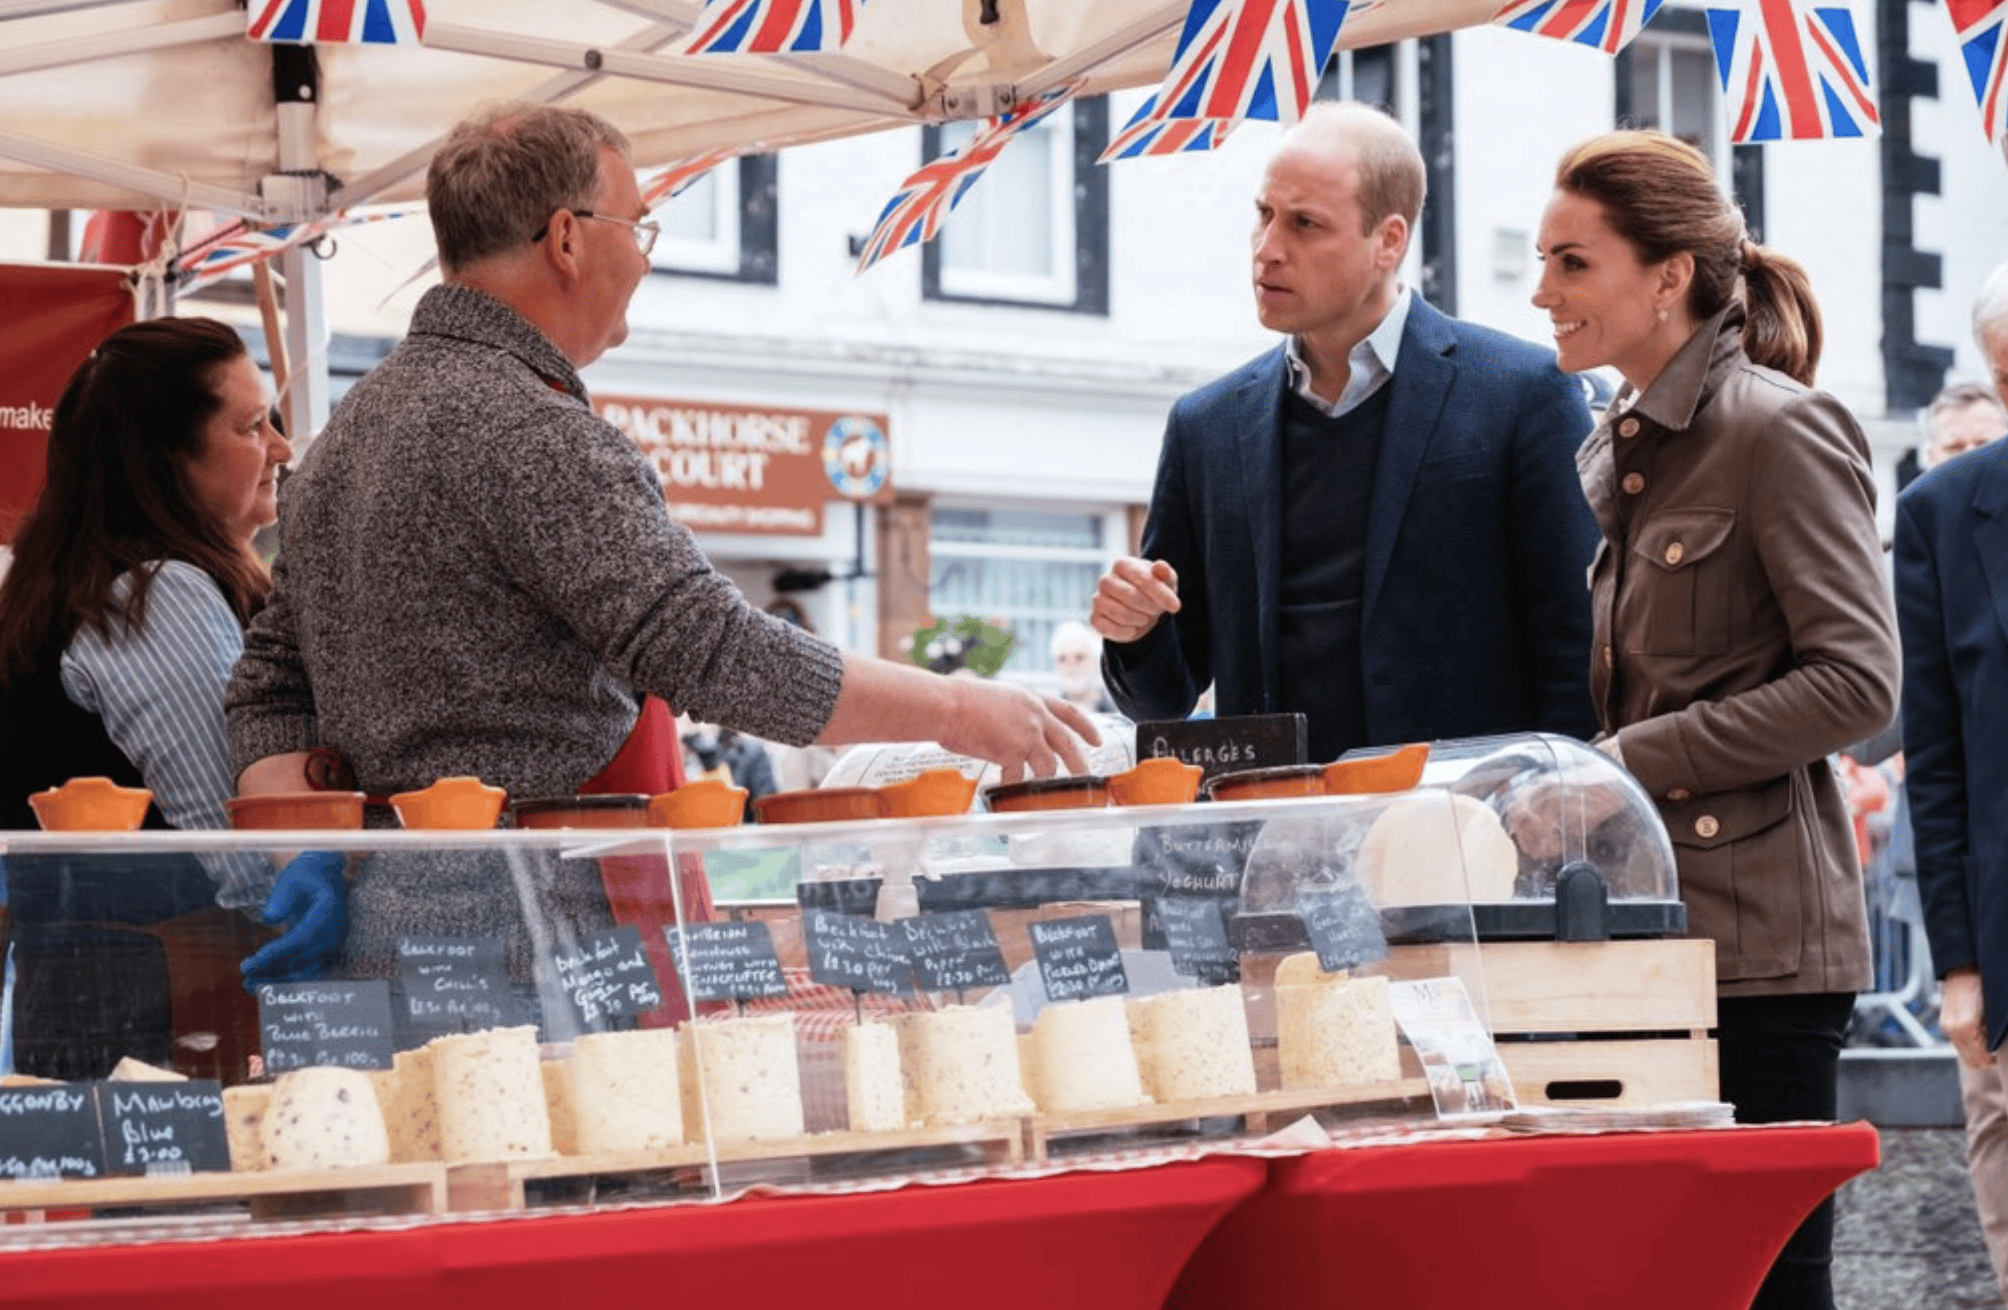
[240, 851, 349, 987]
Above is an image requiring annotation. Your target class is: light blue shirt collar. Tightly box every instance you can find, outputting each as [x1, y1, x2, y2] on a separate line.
[1284, 284, 1411, 418]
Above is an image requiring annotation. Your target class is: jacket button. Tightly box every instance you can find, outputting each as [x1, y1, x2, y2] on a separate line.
[1664, 542, 1685, 565]
[1617, 417, 1641, 437]
[1668, 788, 1692, 802]
[1601, 644, 1614, 668]
[1621, 472, 1646, 495]
[1695, 815, 1720, 839]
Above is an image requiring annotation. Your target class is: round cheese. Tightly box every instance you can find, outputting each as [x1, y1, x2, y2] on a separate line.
[1356, 792, 1519, 905]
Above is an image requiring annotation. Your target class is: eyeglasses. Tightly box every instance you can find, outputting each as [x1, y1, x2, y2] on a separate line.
[531, 208, 660, 259]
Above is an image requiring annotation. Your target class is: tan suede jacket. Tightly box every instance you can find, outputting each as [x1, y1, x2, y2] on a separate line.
[1580, 303, 1898, 997]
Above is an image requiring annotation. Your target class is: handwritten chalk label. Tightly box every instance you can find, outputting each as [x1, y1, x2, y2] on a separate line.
[552, 925, 664, 1027]
[395, 935, 519, 1040]
[1157, 896, 1238, 980]
[902, 909, 1010, 993]
[666, 921, 789, 1003]
[257, 980, 397, 1073]
[803, 907, 913, 996]
[101, 1079, 229, 1176]
[1301, 884, 1389, 974]
[1135, 820, 1264, 900]
[1029, 914, 1129, 1002]
[1139, 713, 1307, 783]
[0, 1082, 104, 1180]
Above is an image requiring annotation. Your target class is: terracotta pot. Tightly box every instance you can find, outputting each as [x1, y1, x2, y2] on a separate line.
[647, 778, 748, 829]
[751, 786, 883, 825]
[225, 791, 366, 830]
[876, 768, 979, 818]
[1105, 757, 1204, 807]
[390, 776, 508, 830]
[983, 774, 1109, 813]
[29, 776, 153, 832]
[509, 794, 650, 830]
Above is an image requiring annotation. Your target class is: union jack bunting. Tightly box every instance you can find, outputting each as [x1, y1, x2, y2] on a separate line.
[1491, 0, 1667, 54]
[246, 0, 427, 45]
[685, 0, 862, 54]
[641, 148, 744, 209]
[1100, 108, 1240, 161]
[1704, 0, 1879, 142]
[174, 209, 419, 293]
[1948, 0, 2008, 147]
[854, 85, 1076, 273]
[1141, 0, 1353, 126]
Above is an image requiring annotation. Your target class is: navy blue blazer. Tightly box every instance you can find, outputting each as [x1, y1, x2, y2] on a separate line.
[1895, 439, 2008, 1050]
[1104, 297, 1600, 754]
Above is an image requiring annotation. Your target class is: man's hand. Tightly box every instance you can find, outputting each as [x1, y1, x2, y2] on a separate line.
[937, 679, 1100, 785]
[1091, 556, 1180, 644]
[1943, 967, 1993, 1070]
[241, 850, 349, 987]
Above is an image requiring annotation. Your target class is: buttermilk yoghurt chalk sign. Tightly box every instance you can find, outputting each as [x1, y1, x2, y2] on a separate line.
[595, 395, 893, 537]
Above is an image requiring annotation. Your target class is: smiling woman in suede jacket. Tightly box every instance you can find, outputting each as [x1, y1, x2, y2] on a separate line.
[1532, 131, 1898, 1310]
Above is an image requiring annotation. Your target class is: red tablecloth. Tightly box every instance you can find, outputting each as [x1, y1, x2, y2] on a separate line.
[1168, 1122, 1881, 1310]
[0, 1156, 1267, 1310]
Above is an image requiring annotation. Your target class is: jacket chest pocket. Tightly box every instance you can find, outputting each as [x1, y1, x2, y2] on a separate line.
[1625, 508, 1736, 657]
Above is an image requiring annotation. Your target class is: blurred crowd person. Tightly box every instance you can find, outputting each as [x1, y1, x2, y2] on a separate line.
[1092, 100, 1598, 764]
[1049, 619, 1115, 714]
[1897, 257, 2008, 1305]
[1921, 380, 2008, 472]
[1535, 130, 1897, 1309]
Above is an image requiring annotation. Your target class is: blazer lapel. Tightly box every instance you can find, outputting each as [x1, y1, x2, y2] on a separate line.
[1974, 455, 2008, 651]
[1362, 301, 1455, 630]
[1236, 349, 1287, 706]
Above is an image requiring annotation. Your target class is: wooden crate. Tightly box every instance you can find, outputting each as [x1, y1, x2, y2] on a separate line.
[1378, 938, 1718, 1110]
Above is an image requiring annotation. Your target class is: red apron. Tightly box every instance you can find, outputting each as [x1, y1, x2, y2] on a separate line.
[578, 694, 711, 1026]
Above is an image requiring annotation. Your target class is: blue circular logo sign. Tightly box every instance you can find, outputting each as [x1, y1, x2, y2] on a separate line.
[823, 416, 890, 499]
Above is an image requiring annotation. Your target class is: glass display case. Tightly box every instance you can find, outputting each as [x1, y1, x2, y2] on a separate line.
[0, 732, 1708, 1247]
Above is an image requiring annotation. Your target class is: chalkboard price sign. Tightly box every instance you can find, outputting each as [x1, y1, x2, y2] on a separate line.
[0, 1082, 104, 1180]
[1137, 713, 1307, 784]
[1301, 884, 1389, 974]
[552, 925, 664, 1027]
[1029, 914, 1129, 1002]
[395, 935, 519, 1040]
[1156, 896, 1237, 981]
[101, 1079, 230, 1176]
[666, 920, 789, 1003]
[902, 909, 1010, 993]
[257, 980, 398, 1073]
[803, 907, 913, 996]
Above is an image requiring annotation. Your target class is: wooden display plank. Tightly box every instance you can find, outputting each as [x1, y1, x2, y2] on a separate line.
[0, 1162, 448, 1221]
[1025, 1078, 1431, 1161]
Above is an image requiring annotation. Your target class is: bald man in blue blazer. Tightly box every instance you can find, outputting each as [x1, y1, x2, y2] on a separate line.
[1094, 103, 1599, 761]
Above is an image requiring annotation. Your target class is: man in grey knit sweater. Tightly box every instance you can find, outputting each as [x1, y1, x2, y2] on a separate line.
[226, 103, 1095, 805]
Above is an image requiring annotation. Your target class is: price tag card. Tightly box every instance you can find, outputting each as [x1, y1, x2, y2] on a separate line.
[666, 920, 789, 1004]
[1387, 977, 1518, 1118]
[1300, 883, 1389, 974]
[1029, 913, 1129, 1002]
[803, 907, 913, 996]
[552, 925, 664, 1028]
[1156, 896, 1237, 981]
[901, 909, 1010, 993]
[395, 936, 521, 1042]
[257, 980, 397, 1073]
[0, 1082, 105, 1180]
[100, 1079, 229, 1176]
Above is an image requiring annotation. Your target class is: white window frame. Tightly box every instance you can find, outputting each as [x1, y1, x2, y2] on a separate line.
[1628, 22, 1732, 182]
[651, 164, 742, 277]
[933, 103, 1079, 307]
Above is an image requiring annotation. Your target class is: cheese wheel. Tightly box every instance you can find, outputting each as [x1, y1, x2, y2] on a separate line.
[109, 1057, 185, 1082]
[370, 1048, 443, 1162]
[1127, 985, 1257, 1102]
[895, 1005, 1033, 1127]
[1275, 966, 1401, 1091]
[223, 1084, 272, 1171]
[261, 1067, 390, 1169]
[542, 1060, 578, 1155]
[564, 1029, 684, 1153]
[1356, 792, 1518, 905]
[843, 1021, 907, 1133]
[684, 1013, 804, 1142]
[430, 1026, 553, 1164]
[1026, 995, 1149, 1113]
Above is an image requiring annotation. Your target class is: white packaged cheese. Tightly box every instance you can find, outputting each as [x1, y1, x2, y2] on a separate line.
[1026, 995, 1149, 1113]
[683, 1013, 804, 1142]
[430, 1026, 554, 1163]
[896, 1005, 1033, 1127]
[843, 1021, 907, 1133]
[261, 1067, 390, 1170]
[223, 1084, 273, 1171]
[564, 1028, 684, 1153]
[370, 1047, 443, 1163]
[1275, 957, 1401, 1090]
[1127, 985, 1257, 1102]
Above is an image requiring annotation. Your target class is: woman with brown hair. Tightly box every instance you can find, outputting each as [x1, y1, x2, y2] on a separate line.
[0, 316, 312, 1077]
[1533, 131, 1898, 1310]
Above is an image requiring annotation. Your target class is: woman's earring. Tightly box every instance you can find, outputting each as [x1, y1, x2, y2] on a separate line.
[1655, 307, 1669, 324]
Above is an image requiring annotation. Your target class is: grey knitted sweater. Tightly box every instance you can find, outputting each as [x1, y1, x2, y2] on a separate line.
[226, 284, 844, 799]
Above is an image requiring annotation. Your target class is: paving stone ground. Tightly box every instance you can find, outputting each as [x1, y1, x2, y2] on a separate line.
[1834, 1126, 2002, 1310]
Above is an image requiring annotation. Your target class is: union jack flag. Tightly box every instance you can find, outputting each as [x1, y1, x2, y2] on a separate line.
[1949, 0, 2008, 147]
[686, 0, 862, 55]
[641, 148, 744, 209]
[1704, 0, 1880, 142]
[1100, 107, 1241, 161]
[175, 209, 419, 293]
[1492, 0, 1667, 54]
[855, 85, 1076, 273]
[1141, 0, 1353, 126]
[246, 0, 427, 45]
